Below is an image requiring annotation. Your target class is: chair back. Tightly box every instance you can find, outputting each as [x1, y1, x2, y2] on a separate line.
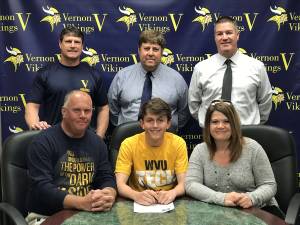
[241, 125, 298, 214]
[1, 130, 40, 217]
[109, 122, 143, 170]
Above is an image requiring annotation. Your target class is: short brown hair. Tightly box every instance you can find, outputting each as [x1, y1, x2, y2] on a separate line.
[203, 100, 244, 162]
[139, 98, 171, 121]
[214, 16, 238, 32]
[59, 26, 84, 43]
[138, 30, 166, 49]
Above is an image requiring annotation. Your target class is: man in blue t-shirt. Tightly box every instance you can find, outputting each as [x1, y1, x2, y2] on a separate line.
[26, 90, 116, 224]
[25, 26, 109, 138]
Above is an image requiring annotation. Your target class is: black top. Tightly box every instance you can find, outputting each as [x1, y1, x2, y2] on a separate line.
[27, 62, 107, 127]
[26, 124, 116, 215]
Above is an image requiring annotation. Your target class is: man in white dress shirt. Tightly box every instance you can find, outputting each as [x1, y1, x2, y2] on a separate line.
[188, 16, 272, 128]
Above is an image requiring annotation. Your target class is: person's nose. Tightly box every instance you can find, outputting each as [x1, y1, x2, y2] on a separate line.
[221, 33, 228, 39]
[70, 41, 75, 48]
[217, 121, 225, 128]
[153, 120, 158, 127]
[148, 49, 154, 56]
[79, 110, 86, 118]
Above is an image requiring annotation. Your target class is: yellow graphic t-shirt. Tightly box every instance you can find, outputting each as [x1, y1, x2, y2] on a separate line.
[115, 132, 188, 191]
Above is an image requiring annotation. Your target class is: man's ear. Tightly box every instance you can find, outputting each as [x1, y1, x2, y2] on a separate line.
[61, 107, 66, 118]
[236, 30, 240, 41]
[137, 46, 140, 55]
[167, 120, 171, 130]
[140, 119, 145, 130]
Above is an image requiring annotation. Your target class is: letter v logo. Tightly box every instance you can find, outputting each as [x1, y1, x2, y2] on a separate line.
[92, 14, 108, 31]
[16, 13, 31, 31]
[168, 13, 184, 31]
[18, 93, 27, 108]
[280, 53, 295, 71]
[81, 80, 89, 89]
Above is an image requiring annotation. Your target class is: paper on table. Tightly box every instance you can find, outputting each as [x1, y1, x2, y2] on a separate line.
[134, 202, 175, 213]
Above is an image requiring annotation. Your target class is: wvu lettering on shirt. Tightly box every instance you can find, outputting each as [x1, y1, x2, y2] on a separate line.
[145, 159, 167, 170]
[135, 160, 176, 189]
[59, 150, 94, 196]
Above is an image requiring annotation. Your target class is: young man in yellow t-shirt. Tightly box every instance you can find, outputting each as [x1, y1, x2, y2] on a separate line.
[115, 98, 188, 205]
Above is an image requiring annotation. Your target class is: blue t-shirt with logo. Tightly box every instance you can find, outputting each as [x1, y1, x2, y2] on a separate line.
[27, 62, 107, 127]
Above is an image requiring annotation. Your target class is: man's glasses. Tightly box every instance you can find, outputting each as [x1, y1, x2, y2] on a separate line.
[210, 99, 232, 106]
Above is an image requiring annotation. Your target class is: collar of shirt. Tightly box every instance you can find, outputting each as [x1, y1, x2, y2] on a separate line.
[138, 62, 163, 78]
[217, 51, 239, 67]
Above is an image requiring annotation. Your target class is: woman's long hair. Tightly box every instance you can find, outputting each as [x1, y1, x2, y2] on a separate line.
[203, 100, 244, 162]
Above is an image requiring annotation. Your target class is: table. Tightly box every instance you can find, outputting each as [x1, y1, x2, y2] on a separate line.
[41, 199, 287, 225]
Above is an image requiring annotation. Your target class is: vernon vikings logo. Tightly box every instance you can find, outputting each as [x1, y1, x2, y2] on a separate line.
[40, 6, 61, 31]
[116, 6, 137, 32]
[267, 6, 288, 31]
[81, 47, 100, 66]
[9, 125, 23, 134]
[4, 46, 24, 72]
[192, 6, 212, 31]
[161, 48, 174, 65]
[272, 86, 285, 110]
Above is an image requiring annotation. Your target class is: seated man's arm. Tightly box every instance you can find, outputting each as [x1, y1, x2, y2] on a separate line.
[96, 104, 109, 139]
[25, 102, 51, 130]
[157, 173, 186, 204]
[63, 193, 93, 211]
[116, 173, 158, 206]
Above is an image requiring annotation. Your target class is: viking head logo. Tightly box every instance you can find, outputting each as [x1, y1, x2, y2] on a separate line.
[40, 6, 61, 31]
[238, 48, 247, 54]
[9, 126, 23, 134]
[267, 6, 288, 31]
[161, 48, 174, 65]
[4, 46, 24, 72]
[81, 47, 100, 66]
[116, 6, 137, 32]
[272, 87, 285, 110]
[192, 6, 212, 31]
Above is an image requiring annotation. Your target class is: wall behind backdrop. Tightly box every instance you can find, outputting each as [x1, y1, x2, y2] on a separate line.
[0, 0, 299, 185]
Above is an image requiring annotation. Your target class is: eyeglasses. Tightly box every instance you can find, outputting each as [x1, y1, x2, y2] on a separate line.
[210, 99, 232, 106]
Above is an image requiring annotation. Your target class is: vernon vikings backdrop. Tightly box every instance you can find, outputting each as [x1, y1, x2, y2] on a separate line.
[0, 1, 299, 183]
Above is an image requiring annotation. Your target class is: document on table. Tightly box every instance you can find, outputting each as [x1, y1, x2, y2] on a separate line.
[134, 202, 175, 213]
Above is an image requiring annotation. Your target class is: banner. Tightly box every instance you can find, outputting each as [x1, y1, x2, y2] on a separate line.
[1, 1, 299, 183]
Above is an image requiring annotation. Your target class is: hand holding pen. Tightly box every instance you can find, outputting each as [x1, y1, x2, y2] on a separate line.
[133, 179, 159, 205]
[141, 180, 176, 205]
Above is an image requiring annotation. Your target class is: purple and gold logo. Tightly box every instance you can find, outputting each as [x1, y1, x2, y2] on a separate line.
[4, 46, 24, 72]
[272, 87, 285, 110]
[161, 48, 174, 66]
[192, 6, 212, 31]
[9, 125, 23, 134]
[81, 47, 100, 67]
[40, 6, 61, 31]
[238, 48, 247, 54]
[267, 6, 288, 31]
[116, 6, 137, 32]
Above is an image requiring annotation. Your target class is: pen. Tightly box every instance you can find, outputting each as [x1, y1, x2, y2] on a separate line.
[140, 179, 161, 192]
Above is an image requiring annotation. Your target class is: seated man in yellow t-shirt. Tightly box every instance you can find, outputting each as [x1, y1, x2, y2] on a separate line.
[115, 98, 188, 206]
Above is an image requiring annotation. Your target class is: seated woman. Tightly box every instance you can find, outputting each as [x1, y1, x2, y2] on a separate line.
[185, 100, 284, 219]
